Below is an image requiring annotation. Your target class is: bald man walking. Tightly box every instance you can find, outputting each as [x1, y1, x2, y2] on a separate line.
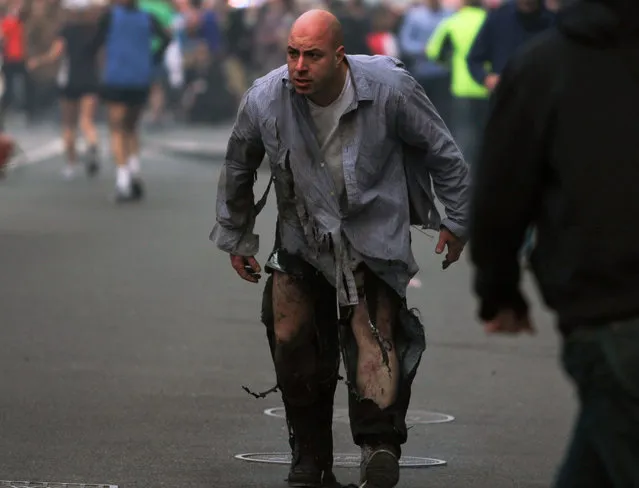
[211, 9, 470, 488]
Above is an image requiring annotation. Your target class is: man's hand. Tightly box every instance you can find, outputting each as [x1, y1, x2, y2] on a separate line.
[484, 309, 535, 335]
[230, 254, 262, 283]
[435, 227, 465, 269]
[484, 73, 500, 91]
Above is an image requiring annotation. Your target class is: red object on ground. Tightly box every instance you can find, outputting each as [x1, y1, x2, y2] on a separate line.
[0, 134, 15, 178]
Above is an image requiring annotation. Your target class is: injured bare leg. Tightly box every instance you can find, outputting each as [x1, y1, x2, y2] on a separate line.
[350, 270, 399, 410]
[273, 271, 314, 345]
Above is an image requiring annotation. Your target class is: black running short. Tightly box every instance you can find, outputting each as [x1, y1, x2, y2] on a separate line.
[59, 85, 98, 101]
[100, 86, 150, 107]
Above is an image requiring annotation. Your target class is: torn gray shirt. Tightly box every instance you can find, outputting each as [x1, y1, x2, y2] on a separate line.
[210, 54, 471, 307]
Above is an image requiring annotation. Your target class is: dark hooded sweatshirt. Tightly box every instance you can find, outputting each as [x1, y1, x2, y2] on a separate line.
[469, 0, 639, 334]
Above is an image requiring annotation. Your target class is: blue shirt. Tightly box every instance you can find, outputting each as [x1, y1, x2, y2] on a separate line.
[467, 1, 555, 85]
[398, 5, 452, 78]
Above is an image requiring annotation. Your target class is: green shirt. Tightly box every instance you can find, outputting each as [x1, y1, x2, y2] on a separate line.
[427, 6, 489, 99]
[139, 0, 174, 53]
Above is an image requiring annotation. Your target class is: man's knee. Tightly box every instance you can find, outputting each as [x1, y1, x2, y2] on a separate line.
[273, 271, 312, 344]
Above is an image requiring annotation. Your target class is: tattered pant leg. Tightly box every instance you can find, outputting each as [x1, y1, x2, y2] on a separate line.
[340, 266, 426, 453]
[261, 250, 341, 486]
[313, 283, 341, 475]
[261, 275, 297, 452]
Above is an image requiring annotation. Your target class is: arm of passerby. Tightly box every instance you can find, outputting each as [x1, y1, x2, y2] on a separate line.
[395, 70, 470, 266]
[469, 51, 551, 332]
[425, 19, 451, 63]
[209, 87, 266, 282]
[27, 37, 64, 70]
[150, 15, 172, 65]
[17, 4, 28, 23]
[466, 15, 493, 87]
[87, 10, 111, 57]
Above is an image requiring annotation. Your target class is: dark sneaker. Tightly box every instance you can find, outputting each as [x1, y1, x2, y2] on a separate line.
[131, 178, 144, 200]
[359, 444, 400, 488]
[85, 146, 100, 177]
[288, 450, 322, 487]
[321, 470, 341, 487]
[286, 402, 334, 488]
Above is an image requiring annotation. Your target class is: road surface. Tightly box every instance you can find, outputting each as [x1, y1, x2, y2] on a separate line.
[0, 122, 576, 488]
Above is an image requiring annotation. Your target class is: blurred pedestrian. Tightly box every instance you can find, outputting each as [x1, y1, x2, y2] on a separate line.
[427, 0, 488, 165]
[366, 7, 400, 57]
[1, 0, 32, 121]
[90, 0, 171, 201]
[398, 0, 452, 119]
[467, 0, 554, 93]
[469, 0, 639, 486]
[28, 0, 101, 179]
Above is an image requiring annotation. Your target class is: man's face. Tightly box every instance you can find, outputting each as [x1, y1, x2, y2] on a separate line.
[516, 0, 540, 13]
[287, 29, 344, 96]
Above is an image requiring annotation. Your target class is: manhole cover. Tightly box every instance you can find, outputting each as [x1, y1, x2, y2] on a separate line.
[264, 407, 454, 424]
[0, 483, 117, 488]
[235, 452, 446, 468]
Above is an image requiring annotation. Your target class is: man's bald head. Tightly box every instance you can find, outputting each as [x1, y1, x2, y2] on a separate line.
[290, 9, 344, 49]
[287, 9, 349, 105]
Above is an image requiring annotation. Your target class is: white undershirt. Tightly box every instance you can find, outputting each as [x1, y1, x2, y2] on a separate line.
[307, 71, 355, 197]
[307, 72, 363, 305]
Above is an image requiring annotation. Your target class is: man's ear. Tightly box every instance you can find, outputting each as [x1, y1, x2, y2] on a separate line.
[336, 45, 345, 65]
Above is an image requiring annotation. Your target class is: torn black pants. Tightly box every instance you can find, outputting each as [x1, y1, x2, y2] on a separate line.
[261, 249, 426, 452]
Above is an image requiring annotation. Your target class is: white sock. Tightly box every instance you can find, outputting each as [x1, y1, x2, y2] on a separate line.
[116, 166, 131, 191]
[62, 164, 76, 179]
[128, 155, 140, 176]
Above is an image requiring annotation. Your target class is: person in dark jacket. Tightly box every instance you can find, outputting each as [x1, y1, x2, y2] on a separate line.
[468, 0, 555, 261]
[469, 0, 639, 486]
[467, 0, 555, 93]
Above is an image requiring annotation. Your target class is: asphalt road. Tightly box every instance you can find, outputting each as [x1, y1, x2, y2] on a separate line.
[0, 130, 577, 488]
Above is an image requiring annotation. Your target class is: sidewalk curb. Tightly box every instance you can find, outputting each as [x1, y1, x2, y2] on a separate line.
[8, 138, 64, 170]
[150, 141, 227, 162]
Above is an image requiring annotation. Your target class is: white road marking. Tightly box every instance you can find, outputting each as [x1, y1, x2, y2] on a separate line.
[3, 135, 219, 174]
[6, 138, 64, 170]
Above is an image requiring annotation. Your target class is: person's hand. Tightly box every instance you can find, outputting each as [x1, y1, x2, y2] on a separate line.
[435, 227, 465, 270]
[230, 254, 262, 283]
[484, 309, 535, 335]
[484, 73, 500, 91]
[26, 58, 39, 71]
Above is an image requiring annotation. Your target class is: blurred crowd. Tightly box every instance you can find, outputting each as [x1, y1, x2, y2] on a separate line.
[0, 0, 564, 129]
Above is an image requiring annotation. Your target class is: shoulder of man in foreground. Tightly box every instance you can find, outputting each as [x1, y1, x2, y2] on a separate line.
[347, 54, 424, 98]
[238, 64, 289, 115]
[348, 56, 473, 240]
